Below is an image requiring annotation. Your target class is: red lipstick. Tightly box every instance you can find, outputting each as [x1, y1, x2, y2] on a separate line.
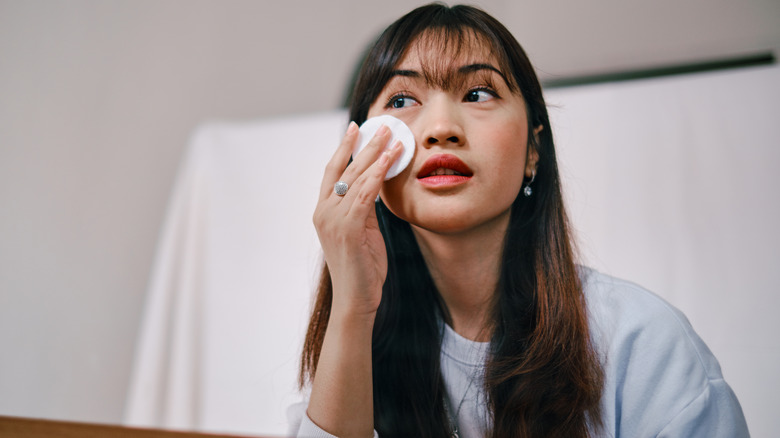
[417, 153, 473, 188]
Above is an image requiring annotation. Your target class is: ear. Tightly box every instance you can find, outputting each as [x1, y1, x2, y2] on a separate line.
[525, 125, 543, 178]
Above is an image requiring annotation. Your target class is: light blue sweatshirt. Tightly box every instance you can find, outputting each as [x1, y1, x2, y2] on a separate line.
[289, 267, 749, 437]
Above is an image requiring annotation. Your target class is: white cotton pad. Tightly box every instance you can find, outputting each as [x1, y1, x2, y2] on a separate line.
[353, 115, 415, 180]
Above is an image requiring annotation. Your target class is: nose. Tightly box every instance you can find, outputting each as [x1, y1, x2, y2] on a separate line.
[419, 96, 465, 148]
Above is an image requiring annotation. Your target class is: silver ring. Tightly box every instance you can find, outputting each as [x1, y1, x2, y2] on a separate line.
[334, 181, 349, 196]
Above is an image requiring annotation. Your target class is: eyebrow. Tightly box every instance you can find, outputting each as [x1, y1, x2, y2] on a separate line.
[388, 63, 511, 88]
[458, 63, 511, 86]
[388, 69, 421, 79]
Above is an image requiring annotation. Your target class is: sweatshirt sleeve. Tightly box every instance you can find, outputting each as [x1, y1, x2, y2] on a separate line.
[583, 269, 750, 437]
[287, 400, 379, 438]
[657, 378, 749, 438]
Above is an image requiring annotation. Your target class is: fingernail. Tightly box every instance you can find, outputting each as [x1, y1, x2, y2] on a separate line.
[379, 151, 390, 165]
[346, 121, 358, 135]
[377, 124, 389, 136]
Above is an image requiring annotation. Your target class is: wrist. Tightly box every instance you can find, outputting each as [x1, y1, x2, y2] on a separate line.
[329, 302, 378, 329]
[328, 283, 383, 322]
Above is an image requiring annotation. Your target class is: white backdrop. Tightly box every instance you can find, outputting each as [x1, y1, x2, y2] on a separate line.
[126, 65, 780, 437]
[548, 65, 780, 438]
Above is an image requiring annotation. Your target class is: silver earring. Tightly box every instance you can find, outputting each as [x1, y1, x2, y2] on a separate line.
[523, 170, 536, 197]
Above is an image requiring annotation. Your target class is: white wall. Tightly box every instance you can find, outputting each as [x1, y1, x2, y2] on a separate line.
[0, 0, 778, 433]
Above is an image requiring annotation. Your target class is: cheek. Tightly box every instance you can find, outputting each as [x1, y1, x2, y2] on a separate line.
[485, 123, 529, 181]
[379, 173, 411, 216]
[367, 100, 390, 120]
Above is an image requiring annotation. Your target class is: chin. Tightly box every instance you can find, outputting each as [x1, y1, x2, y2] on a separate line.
[413, 219, 475, 235]
[381, 194, 512, 236]
[405, 210, 503, 236]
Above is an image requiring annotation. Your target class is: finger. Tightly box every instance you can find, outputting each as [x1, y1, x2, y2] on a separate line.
[344, 140, 403, 216]
[319, 121, 359, 201]
[337, 124, 392, 187]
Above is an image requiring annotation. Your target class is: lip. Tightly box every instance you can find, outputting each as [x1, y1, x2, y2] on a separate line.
[417, 153, 473, 188]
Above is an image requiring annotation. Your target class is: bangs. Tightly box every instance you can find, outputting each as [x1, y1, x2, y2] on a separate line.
[403, 27, 520, 93]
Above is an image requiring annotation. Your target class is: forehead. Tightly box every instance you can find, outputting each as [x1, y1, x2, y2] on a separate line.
[401, 28, 494, 62]
[392, 29, 515, 90]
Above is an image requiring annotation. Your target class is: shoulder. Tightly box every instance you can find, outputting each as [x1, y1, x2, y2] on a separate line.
[579, 266, 721, 378]
[578, 267, 748, 437]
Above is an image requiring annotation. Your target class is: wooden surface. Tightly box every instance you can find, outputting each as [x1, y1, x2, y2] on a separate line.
[0, 416, 280, 438]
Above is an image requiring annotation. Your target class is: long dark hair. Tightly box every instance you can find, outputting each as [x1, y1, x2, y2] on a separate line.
[301, 4, 604, 437]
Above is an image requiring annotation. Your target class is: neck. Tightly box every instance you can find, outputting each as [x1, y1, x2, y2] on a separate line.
[411, 211, 509, 342]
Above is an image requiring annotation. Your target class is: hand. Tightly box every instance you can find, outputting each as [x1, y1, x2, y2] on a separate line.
[313, 122, 403, 317]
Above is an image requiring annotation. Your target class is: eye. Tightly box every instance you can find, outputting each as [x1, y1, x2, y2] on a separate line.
[464, 88, 497, 103]
[386, 94, 419, 109]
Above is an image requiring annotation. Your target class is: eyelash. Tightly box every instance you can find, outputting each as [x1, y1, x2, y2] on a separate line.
[385, 90, 416, 109]
[465, 86, 500, 102]
[383, 85, 501, 109]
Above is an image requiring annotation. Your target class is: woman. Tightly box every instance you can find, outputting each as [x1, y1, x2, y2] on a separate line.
[289, 4, 748, 438]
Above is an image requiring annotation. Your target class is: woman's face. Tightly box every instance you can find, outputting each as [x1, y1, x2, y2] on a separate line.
[368, 33, 536, 236]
